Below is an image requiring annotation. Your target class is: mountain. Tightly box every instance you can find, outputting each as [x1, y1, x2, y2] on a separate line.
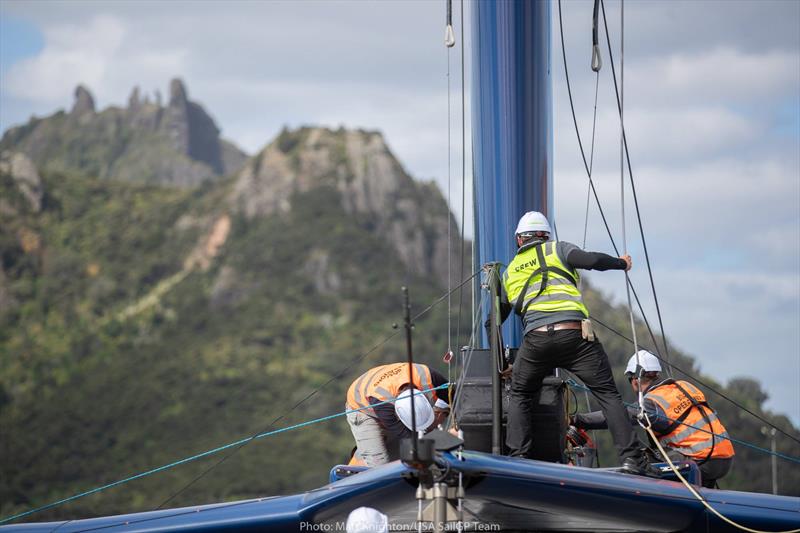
[1, 90, 797, 524]
[0, 80, 247, 187]
[229, 126, 462, 287]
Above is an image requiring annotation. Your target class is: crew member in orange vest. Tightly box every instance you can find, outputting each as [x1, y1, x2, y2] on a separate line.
[346, 362, 450, 467]
[573, 351, 734, 488]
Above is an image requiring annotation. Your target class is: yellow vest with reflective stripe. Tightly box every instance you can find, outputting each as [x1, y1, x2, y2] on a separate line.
[503, 241, 589, 318]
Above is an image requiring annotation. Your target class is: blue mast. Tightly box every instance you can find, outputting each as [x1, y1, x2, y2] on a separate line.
[471, 0, 553, 349]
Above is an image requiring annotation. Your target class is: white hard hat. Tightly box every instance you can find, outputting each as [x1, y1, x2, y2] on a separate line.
[394, 388, 435, 431]
[625, 350, 662, 375]
[515, 211, 552, 236]
[346, 507, 388, 533]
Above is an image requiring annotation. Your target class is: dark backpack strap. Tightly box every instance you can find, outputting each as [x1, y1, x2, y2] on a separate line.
[671, 381, 716, 464]
[512, 243, 580, 316]
[659, 403, 692, 435]
[513, 265, 542, 316]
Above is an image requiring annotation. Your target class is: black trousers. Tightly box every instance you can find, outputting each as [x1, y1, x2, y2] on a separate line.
[507, 328, 642, 462]
[664, 449, 733, 488]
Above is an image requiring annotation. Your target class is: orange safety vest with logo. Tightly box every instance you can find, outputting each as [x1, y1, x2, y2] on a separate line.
[346, 363, 437, 416]
[645, 380, 735, 461]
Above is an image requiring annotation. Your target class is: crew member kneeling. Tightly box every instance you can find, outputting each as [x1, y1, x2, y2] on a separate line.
[574, 351, 735, 488]
[346, 363, 450, 467]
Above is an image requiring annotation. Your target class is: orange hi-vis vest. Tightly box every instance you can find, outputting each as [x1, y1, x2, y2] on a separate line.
[347, 363, 437, 416]
[646, 380, 735, 461]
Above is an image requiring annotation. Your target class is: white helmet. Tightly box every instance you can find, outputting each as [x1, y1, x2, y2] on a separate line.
[346, 507, 388, 533]
[394, 388, 435, 431]
[515, 211, 552, 236]
[625, 350, 662, 375]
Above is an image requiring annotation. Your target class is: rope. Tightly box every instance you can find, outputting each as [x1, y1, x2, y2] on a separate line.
[642, 420, 800, 533]
[613, 0, 645, 418]
[600, 0, 672, 373]
[446, 0, 453, 358]
[580, 71, 600, 252]
[445, 0, 455, 394]
[557, 0, 666, 364]
[564, 379, 800, 465]
[1, 385, 449, 526]
[455, 0, 468, 354]
[151, 270, 481, 512]
[450, 289, 488, 429]
[590, 317, 800, 446]
[561, 0, 794, 444]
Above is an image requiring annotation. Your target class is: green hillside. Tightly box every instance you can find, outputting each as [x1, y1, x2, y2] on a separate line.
[0, 118, 797, 524]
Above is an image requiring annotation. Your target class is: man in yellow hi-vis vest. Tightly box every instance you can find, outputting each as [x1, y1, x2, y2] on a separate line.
[499, 211, 655, 476]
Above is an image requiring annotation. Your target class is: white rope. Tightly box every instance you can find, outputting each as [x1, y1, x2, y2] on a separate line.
[445, 0, 455, 391]
[581, 71, 601, 255]
[616, 0, 643, 414]
[642, 419, 800, 533]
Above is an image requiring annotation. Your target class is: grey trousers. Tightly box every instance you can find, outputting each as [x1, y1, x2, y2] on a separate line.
[347, 409, 397, 467]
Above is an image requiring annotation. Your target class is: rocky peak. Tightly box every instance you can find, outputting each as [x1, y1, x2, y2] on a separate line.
[128, 86, 141, 111]
[169, 78, 188, 107]
[1, 78, 247, 186]
[230, 126, 463, 286]
[71, 85, 95, 115]
[161, 77, 224, 174]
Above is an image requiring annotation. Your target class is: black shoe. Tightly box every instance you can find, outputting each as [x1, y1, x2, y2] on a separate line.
[619, 457, 661, 478]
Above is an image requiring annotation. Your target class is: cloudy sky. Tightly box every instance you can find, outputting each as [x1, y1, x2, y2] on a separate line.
[1, 1, 798, 427]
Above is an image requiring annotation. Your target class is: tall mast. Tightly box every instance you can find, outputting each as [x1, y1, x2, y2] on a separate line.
[471, 0, 553, 349]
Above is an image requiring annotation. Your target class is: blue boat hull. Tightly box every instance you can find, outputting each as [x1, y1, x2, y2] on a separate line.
[6, 451, 798, 532]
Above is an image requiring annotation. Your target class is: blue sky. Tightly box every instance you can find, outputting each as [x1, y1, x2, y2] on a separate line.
[1, 1, 798, 431]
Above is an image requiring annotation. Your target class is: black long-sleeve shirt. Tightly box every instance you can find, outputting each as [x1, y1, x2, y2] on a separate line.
[498, 241, 627, 330]
[370, 369, 449, 440]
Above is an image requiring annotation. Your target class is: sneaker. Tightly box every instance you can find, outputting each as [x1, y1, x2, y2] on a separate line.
[619, 457, 661, 478]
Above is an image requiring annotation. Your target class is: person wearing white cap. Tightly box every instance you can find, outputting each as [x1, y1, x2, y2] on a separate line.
[498, 211, 656, 476]
[573, 350, 735, 488]
[346, 362, 451, 467]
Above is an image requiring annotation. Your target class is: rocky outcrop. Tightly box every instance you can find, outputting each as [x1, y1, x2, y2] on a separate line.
[71, 85, 95, 115]
[0, 79, 248, 187]
[230, 126, 464, 286]
[0, 151, 43, 212]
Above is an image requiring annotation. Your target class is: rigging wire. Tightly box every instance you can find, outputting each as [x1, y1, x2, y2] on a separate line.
[152, 270, 481, 511]
[558, 0, 796, 446]
[615, 0, 645, 415]
[4, 387, 449, 528]
[455, 0, 468, 354]
[557, 0, 665, 366]
[449, 287, 488, 429]
[564, 379, 800, 465]
[642, 422, 800, 533]
[600, 0, 672, 376]
[591, 317, 800, 446]
[7, 270, 482, 526]
[580, 71, 600, 251]
[446, 0, 455, 393]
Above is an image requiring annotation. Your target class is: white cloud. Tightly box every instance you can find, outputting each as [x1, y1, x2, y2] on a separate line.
[5, 15, 126, 104]
[628, 48, 800, 104]
[4, 13, 189, 110]
[586, 267, 800, 422]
